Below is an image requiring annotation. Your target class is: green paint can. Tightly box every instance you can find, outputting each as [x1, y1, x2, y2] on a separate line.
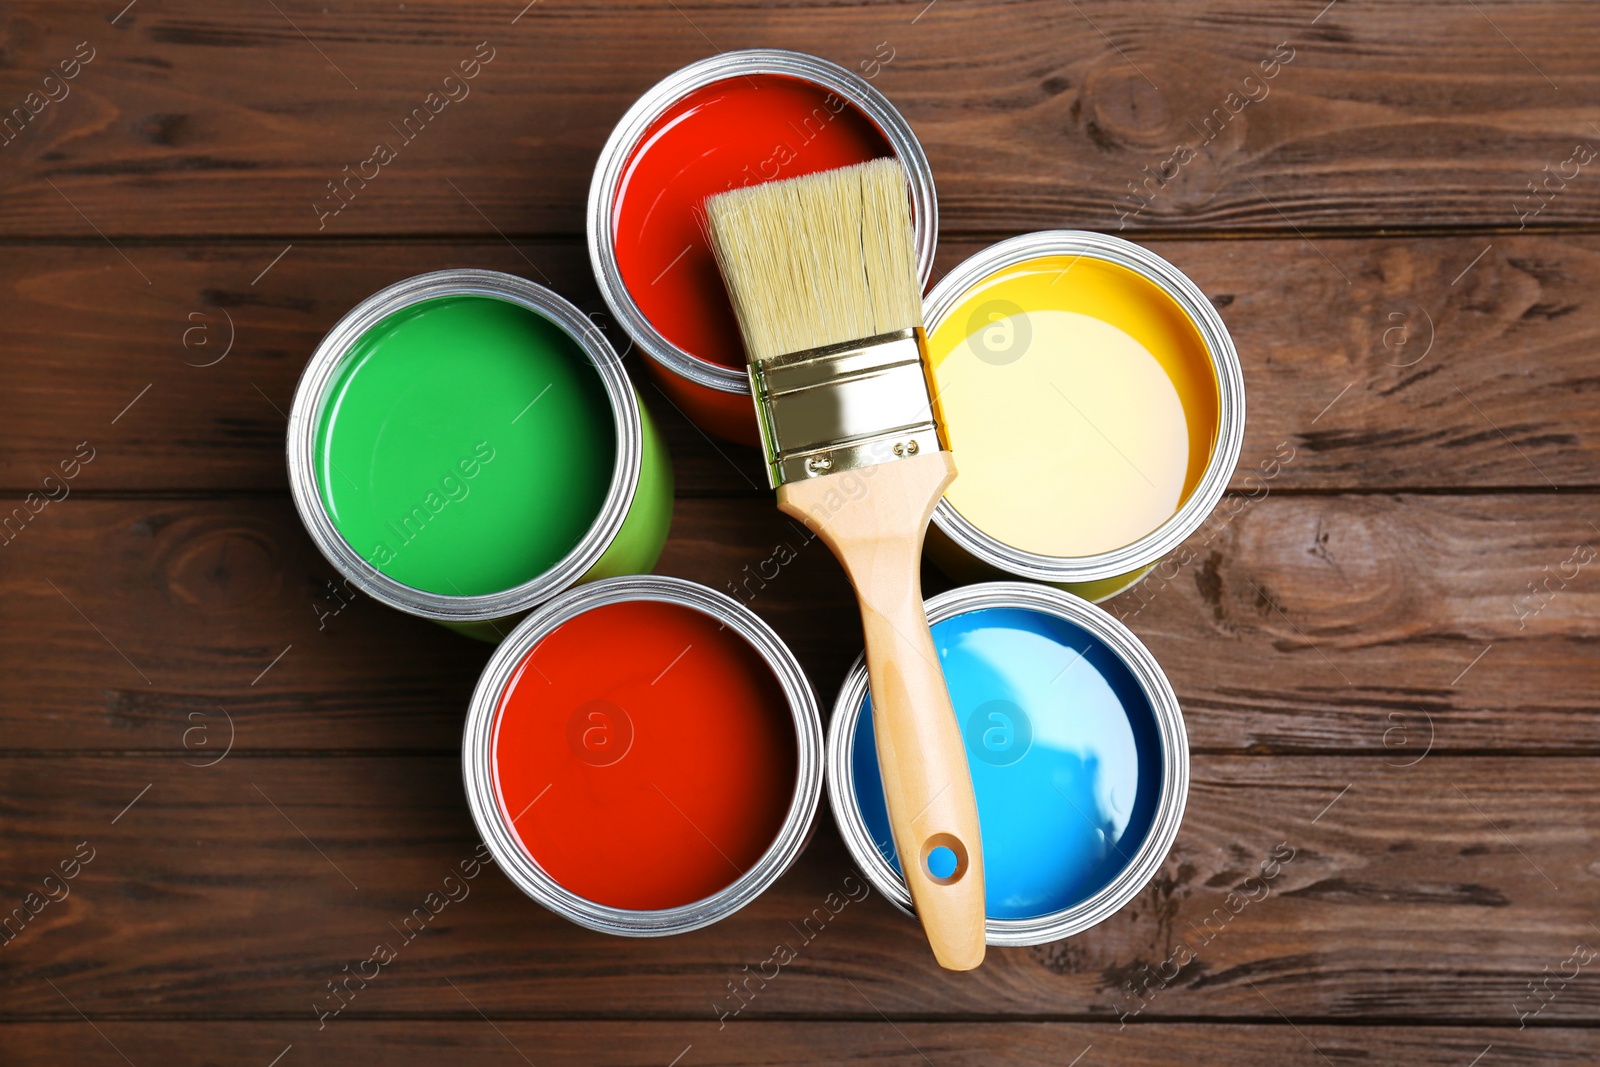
[288, 269, 672, 640]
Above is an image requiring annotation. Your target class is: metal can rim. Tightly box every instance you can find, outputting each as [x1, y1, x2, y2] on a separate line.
[924, 231, 1246, 583]
[463, 574, 824, 936]
[824, 580, 1190, 947]
[286, 269, 643, 623]
[587, 48, 939, 396]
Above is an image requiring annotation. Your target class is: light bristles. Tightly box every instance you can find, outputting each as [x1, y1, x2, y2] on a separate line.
[705, 157, 923, 364]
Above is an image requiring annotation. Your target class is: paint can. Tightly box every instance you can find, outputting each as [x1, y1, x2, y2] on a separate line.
[463, 575, 823, 935]
[922, 231, 1245, 601]
[827, 582, 1188, 945]
[287, 269, 673, 641]
[588, 49, 938, 444]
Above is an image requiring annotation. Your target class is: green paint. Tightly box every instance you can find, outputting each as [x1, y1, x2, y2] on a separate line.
[314, 295, 617, 597]
[441, 396, 676, 642]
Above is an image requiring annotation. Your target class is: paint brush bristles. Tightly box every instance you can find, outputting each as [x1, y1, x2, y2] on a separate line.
[705, 157, 923, 363]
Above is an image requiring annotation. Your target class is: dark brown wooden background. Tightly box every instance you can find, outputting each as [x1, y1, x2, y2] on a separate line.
[2, 1, 1597, 1064]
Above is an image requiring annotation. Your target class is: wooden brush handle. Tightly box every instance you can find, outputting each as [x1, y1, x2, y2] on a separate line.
[777, 450, 985, 971]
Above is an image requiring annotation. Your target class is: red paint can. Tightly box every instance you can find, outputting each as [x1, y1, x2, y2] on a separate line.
[462, 576, 823, 934]
[588, 49, 938, 443]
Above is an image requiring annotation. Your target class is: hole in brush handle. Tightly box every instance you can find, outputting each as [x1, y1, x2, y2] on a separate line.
[920, 832, 970, 886]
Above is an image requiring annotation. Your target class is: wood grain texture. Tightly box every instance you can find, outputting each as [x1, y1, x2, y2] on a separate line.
[3, 234, 1598, 494]
[0, 755, 1594, 1022]
[2, 494, 1594, 754]
[0, 2, 1597, 237]
[0, 1022, 1591, 1067]
[1, 1, 1596, 1059]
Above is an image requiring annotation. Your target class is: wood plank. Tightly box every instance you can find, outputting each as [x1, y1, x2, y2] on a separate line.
[3, 494, 1594, 754]
[1117, 490, 1600, 756]
[0, 755, 1595, 1022]
[1, 2, 1598, 236]
[0, 495, 853, 753]
[0, 1022, 1590, 1067]
[0, 0, 1592, 1053]
[3, 235, 1597, 494]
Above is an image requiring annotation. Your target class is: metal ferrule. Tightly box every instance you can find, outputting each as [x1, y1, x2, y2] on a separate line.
[751, 327, 947, 487]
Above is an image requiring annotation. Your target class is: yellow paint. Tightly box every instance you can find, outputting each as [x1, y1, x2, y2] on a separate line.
[928, 255, 1219, 558]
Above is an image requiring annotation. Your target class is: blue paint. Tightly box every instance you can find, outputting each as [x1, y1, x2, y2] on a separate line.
[851, 606, 1163, 920]
[926, 845, 958, 880]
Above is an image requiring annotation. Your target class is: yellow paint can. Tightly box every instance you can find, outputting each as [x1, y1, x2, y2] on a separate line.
[924, 232, 1244, 601]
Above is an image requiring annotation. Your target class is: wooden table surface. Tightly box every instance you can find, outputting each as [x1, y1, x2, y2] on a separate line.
[3, 2, 1597, 1064]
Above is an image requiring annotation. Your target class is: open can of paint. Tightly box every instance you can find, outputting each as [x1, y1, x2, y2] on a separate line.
[463, 575, 824, 935]
[923, 232, 1245, 601]
[827, 582, 1188, 945]
[288, 269, 673, 641]
[588, 48, 938, 444]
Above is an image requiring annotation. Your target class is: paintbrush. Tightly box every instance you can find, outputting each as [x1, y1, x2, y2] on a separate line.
[705, 157, 985, 970]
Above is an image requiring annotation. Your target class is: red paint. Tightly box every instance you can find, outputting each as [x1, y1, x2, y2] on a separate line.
[613, 74, 895, 370]
[493, 600, 799, 910]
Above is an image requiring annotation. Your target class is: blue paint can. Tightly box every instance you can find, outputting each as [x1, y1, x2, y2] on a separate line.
[826, 582, 1188, 944]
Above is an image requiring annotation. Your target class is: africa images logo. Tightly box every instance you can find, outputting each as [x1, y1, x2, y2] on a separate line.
[964, 699, 1032, 767]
